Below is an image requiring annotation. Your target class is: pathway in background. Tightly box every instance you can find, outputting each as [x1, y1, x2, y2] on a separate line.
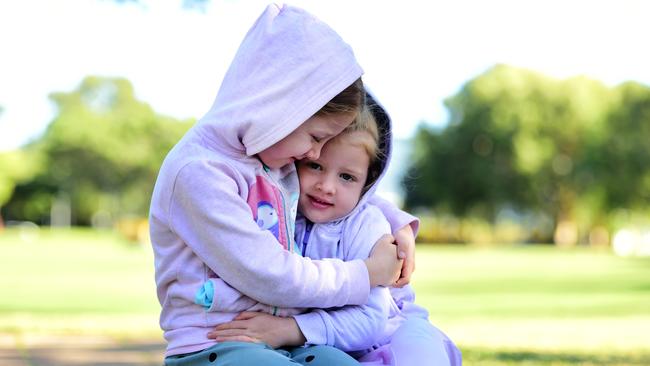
[0, 334, 165, 366]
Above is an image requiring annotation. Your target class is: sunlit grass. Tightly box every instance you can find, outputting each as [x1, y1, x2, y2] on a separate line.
[0, 227, 160, 338]
[1, 228, 650, 364]
[411, 244, 650, 364]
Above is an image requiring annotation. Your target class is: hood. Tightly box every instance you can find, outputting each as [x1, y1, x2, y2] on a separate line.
[192, 4, 363, 157]
[339, 90, 393, 220]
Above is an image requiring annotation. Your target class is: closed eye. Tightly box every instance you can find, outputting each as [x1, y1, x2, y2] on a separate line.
[311, 135, 323, 143]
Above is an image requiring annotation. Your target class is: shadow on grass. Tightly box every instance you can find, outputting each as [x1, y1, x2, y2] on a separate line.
[4, 338, 650, 366]
[1, 339, 166, 366]
[464, 347, 650, 365]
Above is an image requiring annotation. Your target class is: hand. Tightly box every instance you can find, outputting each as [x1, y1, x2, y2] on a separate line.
[365, 234, 403, 287]
[393, 224, 416, 287]
[207, 312, 306, 349]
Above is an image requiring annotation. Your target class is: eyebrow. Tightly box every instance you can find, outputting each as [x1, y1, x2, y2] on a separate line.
[341, 166, 366, 177]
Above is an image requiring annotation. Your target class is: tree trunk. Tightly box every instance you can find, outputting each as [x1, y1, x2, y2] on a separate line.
[553, 186, 578, 247]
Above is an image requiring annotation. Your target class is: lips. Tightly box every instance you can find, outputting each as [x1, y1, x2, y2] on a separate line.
[307, 194, 333, 209]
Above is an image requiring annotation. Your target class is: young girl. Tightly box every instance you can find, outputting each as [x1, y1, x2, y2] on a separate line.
[149, 4, 418, 366]
[206, 96, 463, 365]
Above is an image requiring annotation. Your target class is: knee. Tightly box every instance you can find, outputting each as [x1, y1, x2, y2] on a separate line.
[394, 317, 445, 343]
[293, 345, 357, 365]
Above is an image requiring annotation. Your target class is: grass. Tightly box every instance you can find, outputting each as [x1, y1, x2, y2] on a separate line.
[0, 227, 160, 338]
[1, 227, 650, 364]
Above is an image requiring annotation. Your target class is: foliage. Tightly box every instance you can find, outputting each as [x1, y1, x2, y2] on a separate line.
[3, 76, 193, 225]
[0, 150, 41, 208]
[403, 65, 650, 243]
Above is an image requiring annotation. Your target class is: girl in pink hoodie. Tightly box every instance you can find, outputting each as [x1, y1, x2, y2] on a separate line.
[149, 4, 417, 366]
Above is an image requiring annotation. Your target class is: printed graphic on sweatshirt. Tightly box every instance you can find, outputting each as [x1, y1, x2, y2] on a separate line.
[288, 192, 301, 253]
[247, 175, 289, 250]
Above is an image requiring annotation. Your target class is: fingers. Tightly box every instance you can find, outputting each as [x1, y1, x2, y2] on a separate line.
[379, 234, 396, 247]
[393, 223, 416, 287]
[214, 320, 247, 331]
[213, 335, 260, 344]
[395, 237, 408, 258]
[208, 328, 252, 339]
[234, 311, 261, 321]
[394, 256, 414, 287]
[367, 234, 404, 287]
[392, 259, 404, 284]
[394, 274, 410, 287]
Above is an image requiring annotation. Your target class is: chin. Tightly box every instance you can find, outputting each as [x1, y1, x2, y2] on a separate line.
[304, 212, 329, 224]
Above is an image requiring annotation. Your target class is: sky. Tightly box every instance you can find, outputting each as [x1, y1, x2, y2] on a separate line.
[1, 0, 650, 153]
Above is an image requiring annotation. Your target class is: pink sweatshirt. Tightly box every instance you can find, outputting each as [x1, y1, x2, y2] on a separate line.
[149, 4, 413, 357]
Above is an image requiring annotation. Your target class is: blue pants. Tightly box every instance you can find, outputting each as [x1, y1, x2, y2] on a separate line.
[164, 342, 360, 366]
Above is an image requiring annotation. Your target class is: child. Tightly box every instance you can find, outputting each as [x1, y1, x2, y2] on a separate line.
[206, 96, 462, 365]
[149, 4, 418, 366]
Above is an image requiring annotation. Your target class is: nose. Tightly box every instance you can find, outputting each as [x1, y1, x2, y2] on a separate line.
[316, 175, 335, 195]
[305, 145, 321, 160]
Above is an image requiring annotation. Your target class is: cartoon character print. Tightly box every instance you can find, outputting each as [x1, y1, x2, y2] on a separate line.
[288, 192, 301, 253]
[256, 201, 279, 239]
[247, 175, 289, 250]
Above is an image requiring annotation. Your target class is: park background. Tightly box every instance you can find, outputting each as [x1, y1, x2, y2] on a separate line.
[1, 0, 649, 365]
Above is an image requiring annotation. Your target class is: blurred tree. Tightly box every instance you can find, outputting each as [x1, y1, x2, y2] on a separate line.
[598, 82, 650, 210]
[0, 150, 41, 227]
[4, 77, 193, 225]
[402, 65, 648, 245]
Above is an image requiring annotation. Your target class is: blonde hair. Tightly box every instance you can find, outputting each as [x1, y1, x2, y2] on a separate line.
[332, 104, 384, 190]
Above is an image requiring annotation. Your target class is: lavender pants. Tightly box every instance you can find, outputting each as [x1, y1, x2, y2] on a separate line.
[358, 318, 462, 366]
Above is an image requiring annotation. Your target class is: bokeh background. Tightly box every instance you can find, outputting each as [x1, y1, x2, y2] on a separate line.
[1, 1, 649, 365]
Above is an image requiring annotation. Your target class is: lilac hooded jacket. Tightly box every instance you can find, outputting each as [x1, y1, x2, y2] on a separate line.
[200, 93, 423, 353]
[149, 4, 415, 357]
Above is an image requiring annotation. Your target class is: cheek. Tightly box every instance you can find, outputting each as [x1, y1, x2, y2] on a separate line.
[298, 174, 308, 191]
[345, 187, 363, 206]
[297, 168, 309, 186]
[299, 172, 317, 189]
[286, 136, 309, 155]
[264, 142, 285, 159]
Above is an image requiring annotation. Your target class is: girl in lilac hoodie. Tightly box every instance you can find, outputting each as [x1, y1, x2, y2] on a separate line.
[204, 95, 462, 365]
[149, 4, 417, 366]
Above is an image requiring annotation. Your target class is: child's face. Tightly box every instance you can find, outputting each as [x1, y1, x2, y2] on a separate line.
[297, 132, 369, 223]
[257, 112, 355, 169]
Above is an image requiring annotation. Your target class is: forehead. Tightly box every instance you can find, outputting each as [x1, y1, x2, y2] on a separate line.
[320, 139, 369, 172]
[301, 113, 355, 134]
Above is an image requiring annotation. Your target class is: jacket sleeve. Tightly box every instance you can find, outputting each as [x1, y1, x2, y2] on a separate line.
[197, 278, 259, 312]
[168, 160, 370, 308]
[293, 288, 390, 351]
[198, 278, 306, 316]
[293, 206, 392, 351]
[368, 194, 419, 236]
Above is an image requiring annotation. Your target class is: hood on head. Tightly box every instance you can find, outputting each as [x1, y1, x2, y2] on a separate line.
[359, 90, 392, 202]
[331, 89, 392, 223]
[193, 4, 363, 157]
[363, 91, 392, 197]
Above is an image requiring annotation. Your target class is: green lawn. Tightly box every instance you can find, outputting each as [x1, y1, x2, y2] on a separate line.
[0, 227, 160, 338]
[1, 228, 649, 365]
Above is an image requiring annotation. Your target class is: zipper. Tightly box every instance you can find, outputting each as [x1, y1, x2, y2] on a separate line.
[261, 163, 295, 316]
[261, 163, 295, 252]
[301, 220, 314, 257]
